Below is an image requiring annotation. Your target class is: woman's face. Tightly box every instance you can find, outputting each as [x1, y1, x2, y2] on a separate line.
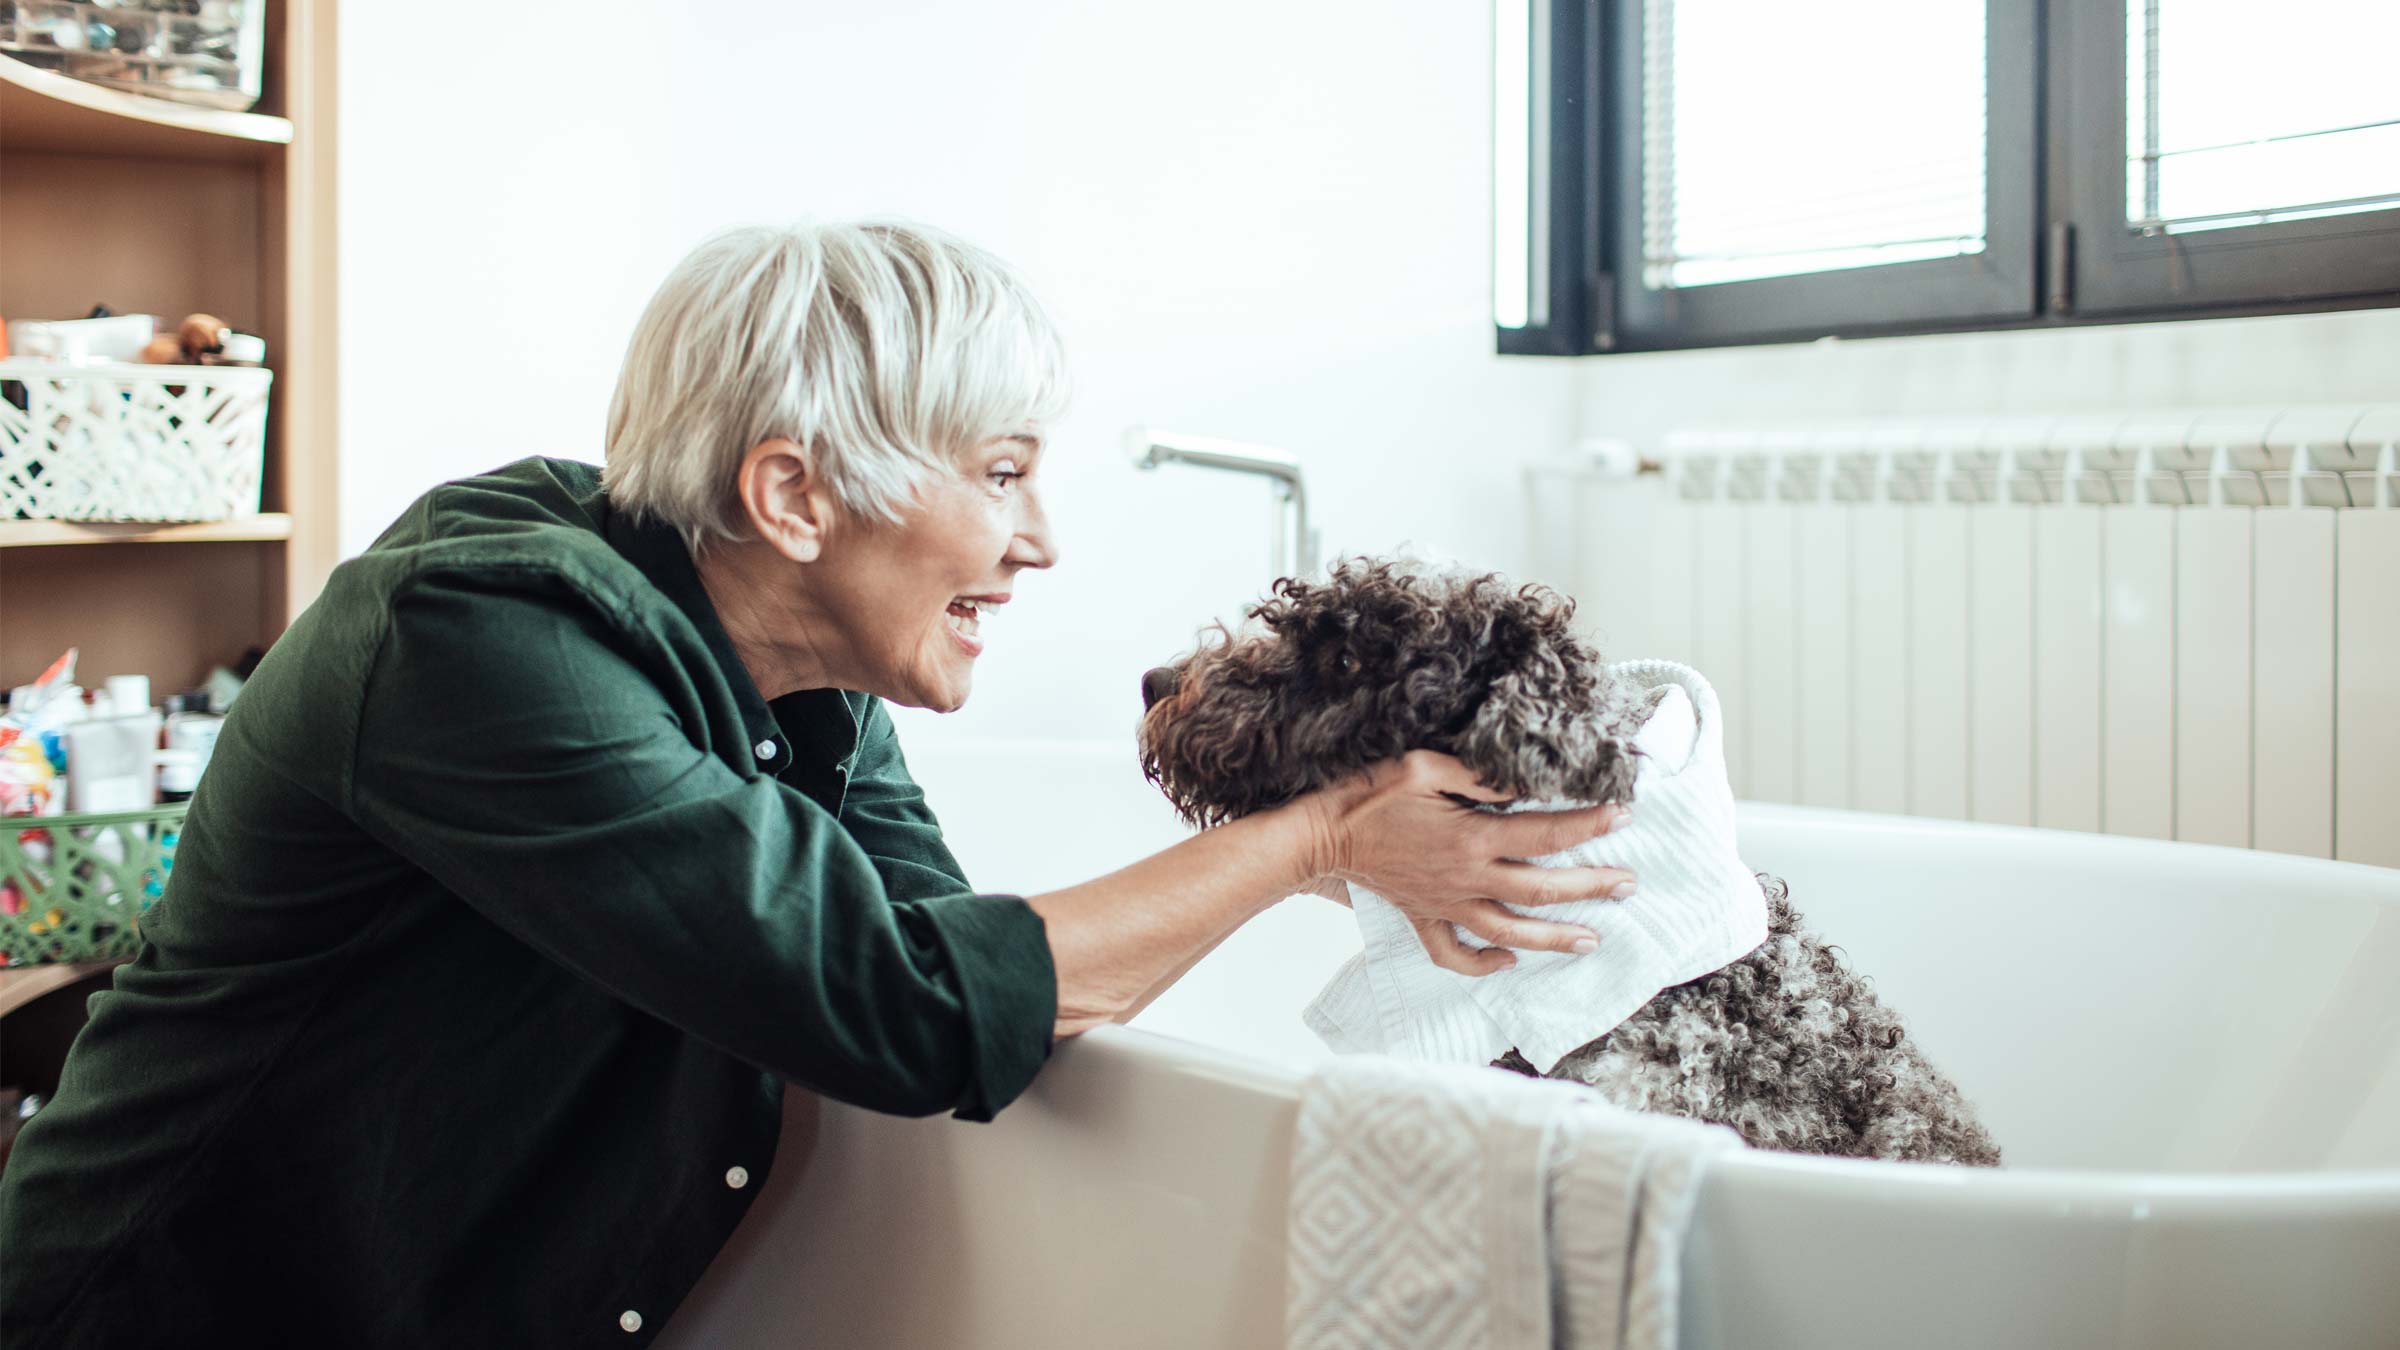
[820, 436, 1058, 712]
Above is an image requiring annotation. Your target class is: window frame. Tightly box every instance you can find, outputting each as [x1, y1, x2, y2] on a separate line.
[1606, 0, 2041, 350]
[2051, 0, 2400, 317]
[1499, 0, 2400, 355]
[1496, 0, 1605, 356]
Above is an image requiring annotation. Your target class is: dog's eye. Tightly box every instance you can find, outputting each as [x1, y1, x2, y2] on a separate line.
[1337, 653, 1360, 675]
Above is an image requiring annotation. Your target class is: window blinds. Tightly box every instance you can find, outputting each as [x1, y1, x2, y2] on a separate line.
[1641, 0, 1988, 290]
[2127, 0, 2400, 234]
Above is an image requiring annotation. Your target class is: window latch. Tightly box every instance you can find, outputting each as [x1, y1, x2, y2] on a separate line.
[2047, 222, 2076, 314]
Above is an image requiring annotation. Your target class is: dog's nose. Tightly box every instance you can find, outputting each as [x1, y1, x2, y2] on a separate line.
[1141, 666, 1180, 710]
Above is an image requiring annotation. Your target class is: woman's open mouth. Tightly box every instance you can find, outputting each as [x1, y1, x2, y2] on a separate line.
[945, 598, 986, 655]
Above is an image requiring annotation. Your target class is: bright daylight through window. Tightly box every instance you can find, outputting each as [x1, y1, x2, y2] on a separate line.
[1643, 0, 1986, 289]
[2125, 0, 2400, 235]
[1493, 0, 1545, 330]
[1497, 0, 2400, 352]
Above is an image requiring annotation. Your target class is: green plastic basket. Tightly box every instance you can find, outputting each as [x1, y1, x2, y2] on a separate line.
[0, 804, 186, 968]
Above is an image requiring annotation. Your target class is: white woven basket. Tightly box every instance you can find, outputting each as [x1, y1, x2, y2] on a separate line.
[0, 361, 272, 522]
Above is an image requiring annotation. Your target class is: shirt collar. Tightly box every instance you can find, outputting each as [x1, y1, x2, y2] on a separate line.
[599, 496, 861, 775]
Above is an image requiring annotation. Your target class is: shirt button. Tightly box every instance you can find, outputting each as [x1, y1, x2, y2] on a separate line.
[619, 1309, 643, 1333]
[753, 739, 777, 761]
[725, 1165, 750, 1189]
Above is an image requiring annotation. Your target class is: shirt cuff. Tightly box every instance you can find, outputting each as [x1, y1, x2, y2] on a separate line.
[910, 893, 1056, 1122]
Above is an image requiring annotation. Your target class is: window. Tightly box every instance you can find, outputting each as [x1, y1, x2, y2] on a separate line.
[1494, 0, 2400, 353]
[1640, 0, 1987, 289]
[2066, 0, 2400, 314]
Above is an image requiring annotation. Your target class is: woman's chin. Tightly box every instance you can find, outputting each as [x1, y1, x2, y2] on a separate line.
[927, 670, 973, 713]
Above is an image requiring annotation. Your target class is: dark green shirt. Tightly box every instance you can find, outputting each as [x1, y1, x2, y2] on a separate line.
[0, 458, 1057, 1348]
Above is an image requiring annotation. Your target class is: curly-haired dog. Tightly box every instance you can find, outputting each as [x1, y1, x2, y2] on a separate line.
[1136, 557, 2001, 1166]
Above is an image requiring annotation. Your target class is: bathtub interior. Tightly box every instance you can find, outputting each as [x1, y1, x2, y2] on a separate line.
[904, 738, 2400, 1176]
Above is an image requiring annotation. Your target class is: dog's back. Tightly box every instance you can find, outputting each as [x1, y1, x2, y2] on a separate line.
[1509, 877, 2003, 1166]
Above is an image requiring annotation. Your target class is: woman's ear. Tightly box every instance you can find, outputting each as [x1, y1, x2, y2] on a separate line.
[737, 437, 835, 563]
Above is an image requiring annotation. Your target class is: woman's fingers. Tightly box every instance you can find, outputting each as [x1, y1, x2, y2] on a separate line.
[1320, 752, 1638, 943]
[1486, 862, 1636, 908]
[1449, 898, 1598, 955]
[1487, 800, 1629, 852]
[1400, 749, 1518, 805]
[1413, 915, 1518, 976]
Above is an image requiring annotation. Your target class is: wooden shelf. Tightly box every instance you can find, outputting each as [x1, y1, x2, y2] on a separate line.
[0, 0, 335, 696]
[0, 960, 119, 1019]
[0, 514, 292, 549]
[0, 51, 290, 164]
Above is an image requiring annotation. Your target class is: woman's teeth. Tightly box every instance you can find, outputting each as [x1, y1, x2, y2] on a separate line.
[945, 599, 982, 637]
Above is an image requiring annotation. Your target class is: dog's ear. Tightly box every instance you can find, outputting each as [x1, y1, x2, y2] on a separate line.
[1448, 587, 1637, 803]
[1455, 683, 1638, 804]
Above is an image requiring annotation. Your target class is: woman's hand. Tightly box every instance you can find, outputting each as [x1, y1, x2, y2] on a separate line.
[1295, 750, 1633, 975]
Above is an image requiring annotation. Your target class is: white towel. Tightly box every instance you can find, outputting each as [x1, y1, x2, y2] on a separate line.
[1303, 660, 1766, 1073]
[1285, 1055, 1745, 1350]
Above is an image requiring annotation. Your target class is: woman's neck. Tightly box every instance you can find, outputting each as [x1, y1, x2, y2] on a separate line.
[692, 538, 840, 701]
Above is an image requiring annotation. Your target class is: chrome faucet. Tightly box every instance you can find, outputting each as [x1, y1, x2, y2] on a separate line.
[1125, 426, 1323, 578]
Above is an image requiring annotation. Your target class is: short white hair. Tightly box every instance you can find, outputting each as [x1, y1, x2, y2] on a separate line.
[603, 220, 1069, 551]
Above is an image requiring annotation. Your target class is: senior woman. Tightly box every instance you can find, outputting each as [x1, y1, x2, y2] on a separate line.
[0, 222, 1630, 1346]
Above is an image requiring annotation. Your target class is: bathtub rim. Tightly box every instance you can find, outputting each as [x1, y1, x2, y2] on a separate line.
[1077, 1021, 2400, 1217]
[1737, 798, 2400, 889]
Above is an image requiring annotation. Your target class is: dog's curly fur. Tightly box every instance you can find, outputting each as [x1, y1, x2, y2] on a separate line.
[1138, 560, 1641, 827]
[1137, 557, 2001, 1167]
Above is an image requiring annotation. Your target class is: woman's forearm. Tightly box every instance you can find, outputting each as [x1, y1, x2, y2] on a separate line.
[1110, 903, 1253, 1028]
[1025, 800, 1322, 1038]
[1110, 861, 1358, 1027]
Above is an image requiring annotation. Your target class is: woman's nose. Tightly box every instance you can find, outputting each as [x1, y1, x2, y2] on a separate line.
[1141, 666, 1180, 710]
[1008, 482, 1062, 570]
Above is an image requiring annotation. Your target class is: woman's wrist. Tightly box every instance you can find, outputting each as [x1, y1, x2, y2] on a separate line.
[1260, 788, 1347, 896]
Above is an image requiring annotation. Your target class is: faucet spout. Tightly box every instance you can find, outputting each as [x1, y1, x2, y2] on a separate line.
[1126, 426, 1321, 577]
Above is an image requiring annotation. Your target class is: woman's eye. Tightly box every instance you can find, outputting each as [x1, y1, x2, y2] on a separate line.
[989, 467, 1024, 489]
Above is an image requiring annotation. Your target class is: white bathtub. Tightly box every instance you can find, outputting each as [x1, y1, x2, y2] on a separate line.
[660, 741, 2400, 1349]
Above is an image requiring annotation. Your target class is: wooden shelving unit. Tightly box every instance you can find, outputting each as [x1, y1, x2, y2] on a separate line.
[0, 961, 121, 1019]
[0, 8, 335, 1111]
[0, 514, 295, 549]
[0, 2, 338, 696]
[0, 54, 291, 162]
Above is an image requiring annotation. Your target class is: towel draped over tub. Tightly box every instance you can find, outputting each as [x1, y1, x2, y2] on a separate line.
[1287, 1056, 1742, 1350]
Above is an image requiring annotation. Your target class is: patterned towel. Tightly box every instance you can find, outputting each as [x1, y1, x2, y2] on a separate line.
[1551, 1110, 1744, 1350]
[1286, 1056, 1741, 1350]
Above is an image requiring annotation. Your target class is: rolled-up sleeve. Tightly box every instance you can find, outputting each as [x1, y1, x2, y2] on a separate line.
[345, 572, 1056, 1121]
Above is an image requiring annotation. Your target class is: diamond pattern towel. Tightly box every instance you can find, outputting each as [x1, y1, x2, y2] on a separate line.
[1286, 1056, 1744, 1350]
[1552, 1111, 1744, 1350]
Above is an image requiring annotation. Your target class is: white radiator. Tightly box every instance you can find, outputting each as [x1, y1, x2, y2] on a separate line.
[1565, 405, 2400, 867]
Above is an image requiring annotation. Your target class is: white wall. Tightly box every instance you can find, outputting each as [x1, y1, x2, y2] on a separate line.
[337, 3, 2399, 823]
[338, 0, 1581, 752]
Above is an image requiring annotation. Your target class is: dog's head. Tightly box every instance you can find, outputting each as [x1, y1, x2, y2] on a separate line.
[1136, 557, 1644, 829]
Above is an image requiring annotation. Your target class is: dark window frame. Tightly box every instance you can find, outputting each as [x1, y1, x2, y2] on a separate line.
[1499, 0, 2400, 355]
[1497, 0, 1605, 356]
[2052, 0, 2400, 317]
